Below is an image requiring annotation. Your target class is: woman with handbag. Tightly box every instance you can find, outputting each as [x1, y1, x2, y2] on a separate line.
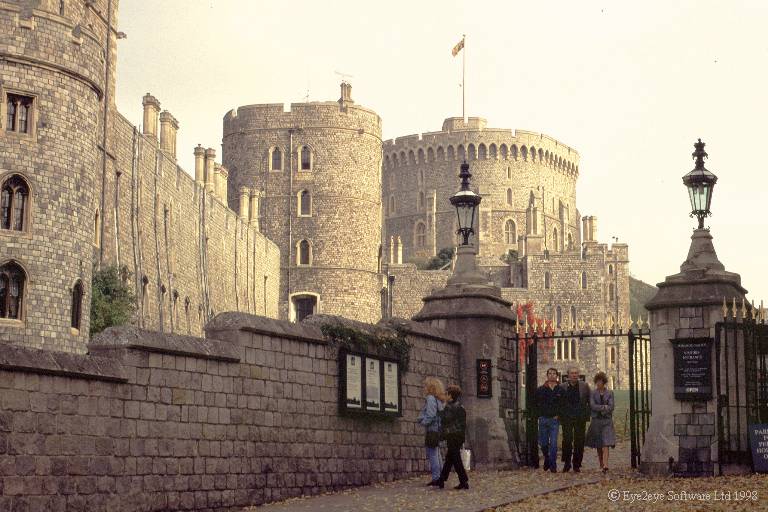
[417, 377, 446, 486]
[585, 371, 616, 473]
[436, 384, 469, 490]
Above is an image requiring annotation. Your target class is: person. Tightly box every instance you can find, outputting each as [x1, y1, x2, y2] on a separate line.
[585, 371, 616, 473]
[417, 377, 446, 486]
[436, 384, 469, 490]
[535, 368, 565, 473]
[560, 366, 591, 473]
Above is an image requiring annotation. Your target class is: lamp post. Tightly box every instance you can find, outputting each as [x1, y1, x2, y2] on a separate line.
[447, 161, 485, 286]
[682, 139, 718, 230]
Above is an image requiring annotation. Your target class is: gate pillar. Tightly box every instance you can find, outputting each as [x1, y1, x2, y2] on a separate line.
[412, 258, 518, 469]
[643, 228, 747, 476]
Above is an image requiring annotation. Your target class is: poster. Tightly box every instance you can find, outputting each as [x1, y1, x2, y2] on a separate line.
[345, 354, 362, 409]
[672, 339, 712, 401]
[749, 424, 768, 473]
[384, 361, 399, 412]
[365, 357, 381, 410]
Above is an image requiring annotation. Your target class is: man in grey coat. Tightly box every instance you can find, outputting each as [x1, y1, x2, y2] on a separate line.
[559, 366, 591, 472]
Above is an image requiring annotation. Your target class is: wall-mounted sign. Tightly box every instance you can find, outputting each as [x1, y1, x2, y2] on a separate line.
[749, 424, 768, 473]
[671, 338, 713, 401]
[477, 359, 492, 398]
[339, 352, 401, 416]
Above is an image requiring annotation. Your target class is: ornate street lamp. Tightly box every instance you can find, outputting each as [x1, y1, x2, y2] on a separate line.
[450, 161, 482, 246]
[682, 139, 718, 229]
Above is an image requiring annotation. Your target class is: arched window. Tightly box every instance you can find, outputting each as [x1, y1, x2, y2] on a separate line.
[468, 144, 476, 160]
[539, 148, 544, 161]
[506, 188, 513, 206]
[300, 146, 312, 170]
[570, 306, 577, 327]
[478, 143, 487, 159]
[521, 146, 528, 161]
[530, 146, 536, 161]
[489, 144, 497, 159]
[0, 261, 25, 320]
[610, 346, 616, 366]
[447, 145, 455, 160]
[427, 147, 435, 162]
[70, 280, 83, 330]
[511, 145, 518, 160]
[504, 219, 516, 245]
[571, 340, 578, 360]
[388, 195, 395, 215]
[408, 150, 416, 164]
[553, 228, 559, 252]
[458, 145, 466, 161]
[556, 306, 562, 328]
[581, 272, 587, 289]
[270, 147, 282, 171]
[298, 240, 311, 266]
[507, 166, 511, 179]
[418, 148, 425, 163]
[418, 191, 425, 210]
[415, 222, 426, 248]
[609, 264, 614, 275]
[544, 271, 551, 290]
[1, 175, 29, 231]
[609, 283, 615, 302]
[437, 147, 445, 160]
[500, 144, 508, 159]
[567, 232, 573, 251]
[418, 169, 424, 187]
[298, 190, 311, 216]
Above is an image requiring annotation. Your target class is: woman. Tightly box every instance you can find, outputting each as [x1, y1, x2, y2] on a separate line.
[417, 377, 446, 486]
[436, 384, 469, 490]
[585, 371, 616, 473]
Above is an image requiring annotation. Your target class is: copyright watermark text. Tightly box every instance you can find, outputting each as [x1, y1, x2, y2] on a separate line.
[607, 489, 759, 503]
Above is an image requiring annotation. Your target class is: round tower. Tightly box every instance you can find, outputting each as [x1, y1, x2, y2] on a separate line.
[223, 83, 383, 323]
[383, 117, 581, 266]
[0, 0, 118, 352]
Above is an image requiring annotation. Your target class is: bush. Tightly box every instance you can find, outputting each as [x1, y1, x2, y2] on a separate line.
[425, 247, 454, 270]
[90, 265, 137, 336]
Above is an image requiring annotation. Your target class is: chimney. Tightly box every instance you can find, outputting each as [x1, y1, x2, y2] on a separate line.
[216, 165, 229, 201]
[142, 93, 160, 139]
[194, 145, 205, 187]
[249, 190, 261, 230]
[396, 236, 403, 264]
[582, 216, 598, 242]
[204, 148, 216, 194]
[159, 111, 179, 159]
[338, 81, 354, 111]
[238, 187, 250, 219]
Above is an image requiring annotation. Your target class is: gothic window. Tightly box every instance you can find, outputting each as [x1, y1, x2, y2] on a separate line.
[609, 264, 614, 275]
[298, 190, 311, 216]
[556, 340, 563, 360]
[489, 144, 497, 159]
[553, 228, 559, 252]
[415, 222, 426, 248]
[571, 306, 577, 327]
[610, 346, 616, 366]
[70, 280, 83, 330]
[5, 93, 33, 134]
[511, 145, 518, 160]
[388, 195, 395, 215]
[556, 306, 562, 328]
[298, 240, 311, 266]
[506, 188, 513, 206]
[0, 261, 25, 320]
[571, 340, 578, 360]
[504, 219, 516, 244]
[418, 191, 424, 210]
[521, 146, 528, 161]
[270, 147, 282, 171]
[478, 143, 487, 159]
[300, 146, 312, 170]
[458, 145, 466, 161]
[581, 272, 587, 289]
[544, 271, 551, 290]
[530, 146, 536, 161]
[500, 144, 508, 159]
[437, 147, 445, 160]
[1, 175, 29, 232]
[427, 147, 435, 162]
[447, 146, 455, 160]
[291, 294, 317, 322]
[468, 144, 476, 160]
[418, 148, 425, 163]
[609, 283, 615, 302]
[567, 232, 574, 251]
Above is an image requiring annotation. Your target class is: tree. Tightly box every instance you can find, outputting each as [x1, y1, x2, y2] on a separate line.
[425, 247, 454, 270]
[90, 265, 136, 336]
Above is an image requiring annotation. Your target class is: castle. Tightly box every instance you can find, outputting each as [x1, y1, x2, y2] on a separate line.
[0, 0, 629, 386]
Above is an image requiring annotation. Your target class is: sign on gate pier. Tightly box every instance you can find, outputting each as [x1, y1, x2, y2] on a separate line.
[671, 338, 713, 401]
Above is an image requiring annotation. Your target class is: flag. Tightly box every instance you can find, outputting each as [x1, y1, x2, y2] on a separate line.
[451, 37, 464, 57]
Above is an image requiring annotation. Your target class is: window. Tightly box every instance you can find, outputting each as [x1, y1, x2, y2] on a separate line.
[0, 261, 25, 320]
[610, 346, 616, 366]
[184, 297, 191, 334]
[270, 148, 282, 171]
[570, 306, 577, 327]
[555, 339, 578, 361]
[59, 0, 65, 15]
[581, 272, 587, 290]
[506, 166, 511, 179]
[544, 271, 551, 289]
[609, 283, 615, 302]
[567, 232, 573, 251]
[292, 294, 317, 322]
[298, 240, 311, 265]
[415, 222, 426, 248]
[609, 264, 614, 275]
[571, 340, 578, 360]
[556, 306, 562, 328]
[418, 191, 424, 210]
[71, 280, 83, 330]
[1, 175, 29, 232]
[553, 228, 559, 251]
[300, 146, 312, 170]
[5, 94, 33, 134]
[388, 195, 395, 215]
[504, 219, 516, 245]
[93, 210, 101, 246]
[506, 188, 513, 206]
[298, 190, 311, 216]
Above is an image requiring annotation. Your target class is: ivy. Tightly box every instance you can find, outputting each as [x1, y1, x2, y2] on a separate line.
[321, 322, 412, 372]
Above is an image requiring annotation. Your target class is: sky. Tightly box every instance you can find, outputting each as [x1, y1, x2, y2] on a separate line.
[115, 0, 768, 301]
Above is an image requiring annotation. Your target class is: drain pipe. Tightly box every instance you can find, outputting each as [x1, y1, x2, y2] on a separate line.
[287, 129, 294, 305]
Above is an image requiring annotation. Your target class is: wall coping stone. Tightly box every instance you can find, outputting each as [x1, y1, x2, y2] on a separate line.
[0, 343, 126, 382]
[206, 312, 327, 344]
[90, 326, 240, 362]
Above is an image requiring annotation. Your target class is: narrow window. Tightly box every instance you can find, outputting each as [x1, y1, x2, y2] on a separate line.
[571, 340, 578, 360]
[418, 191, 424, 210]
[506, 166, 511, 179]
[389, 195, 395, 214]
[556, 306, 562, 328]
[184, 297, 191, 334]
[609, 283, 615, 302]
[556, 340, 562, 360]
[6, 98, 15, 131]
[567, 233, 573, 251]
[544, 271, 551, 290]
[415, 222, 426, 248]
[610, 346, 616, 366]
[94, 209, 101, 247]
[581, 272, 587, 290]
[300, 146, 311, 170]
[299, 190, 311, 216]
[298, 240, 311, 265]
[271, 148, 282, 171]
[570, 306, 577, 327]
[609, 264, 614, 275]
[59, 0, 65, 15]
[5, 94, 33, 134]
[504, 219, 516, 244]
[71, 280, 83, 330]
[0, 261, 25, 320]
[553, 228, 559, 252]
[506, 188, 513, 206]
[1, 175, 29, 232]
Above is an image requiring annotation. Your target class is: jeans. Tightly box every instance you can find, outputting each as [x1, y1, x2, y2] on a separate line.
[561, 418, 587, 469]
[538, 416, 560, 470]
[426, 445, 442, 481]
[439, 436, 468, 485]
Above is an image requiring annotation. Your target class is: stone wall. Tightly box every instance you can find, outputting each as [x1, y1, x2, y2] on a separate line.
[0, 313, 461, 511]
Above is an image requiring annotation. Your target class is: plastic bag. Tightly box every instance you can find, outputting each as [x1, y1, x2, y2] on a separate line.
[460, 448, 471, 471]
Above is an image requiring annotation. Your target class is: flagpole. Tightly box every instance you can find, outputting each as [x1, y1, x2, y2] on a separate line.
[462, 34, 466, 123]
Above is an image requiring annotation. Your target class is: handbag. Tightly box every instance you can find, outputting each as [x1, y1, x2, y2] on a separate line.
[460, 447, 471, 471]
[425, 431, 440, 448]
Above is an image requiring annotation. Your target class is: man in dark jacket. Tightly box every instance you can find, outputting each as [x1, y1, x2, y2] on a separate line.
[535, 368, 565, 472]
[436, 385, 469, 490]
[559, 366, 591, 472]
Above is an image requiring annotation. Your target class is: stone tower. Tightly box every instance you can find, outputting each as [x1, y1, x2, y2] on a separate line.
[0, 0, 119, 352]
[222, 84, 383, 323]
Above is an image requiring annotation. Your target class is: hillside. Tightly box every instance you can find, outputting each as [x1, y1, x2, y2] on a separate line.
[629, 276, 658, 319]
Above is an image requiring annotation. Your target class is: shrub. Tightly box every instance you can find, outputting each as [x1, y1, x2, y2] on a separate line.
[90, 265, 137, 336]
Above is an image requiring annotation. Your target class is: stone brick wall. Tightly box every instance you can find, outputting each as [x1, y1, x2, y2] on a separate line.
[222, 94, 384, 324]
[0, 313, 461, 511]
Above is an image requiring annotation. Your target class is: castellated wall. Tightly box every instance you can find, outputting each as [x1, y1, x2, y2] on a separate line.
[222, 94, 384, 324]
[0, 313, 460, 511]
[383, 117, 581, 267]
[0, 0, 119, 353]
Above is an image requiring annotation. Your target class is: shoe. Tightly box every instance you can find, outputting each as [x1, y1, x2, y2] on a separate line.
[562, 463, 571, 473]
[437, 480, 445, 489]
[602, 467, 609, 474]
[427, 480, 440, 486]
[573, 467, 581, 473]
[549, 467, 557, 473]
[542, 459, 550, 471]
[454, 482, 469, 490]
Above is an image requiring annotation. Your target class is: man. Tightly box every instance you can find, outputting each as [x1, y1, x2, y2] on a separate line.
[560, 366, 591, 473]
[535, 368, 565, 473]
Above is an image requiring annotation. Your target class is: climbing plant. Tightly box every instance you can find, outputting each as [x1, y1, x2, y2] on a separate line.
[321, 322, 412, 372]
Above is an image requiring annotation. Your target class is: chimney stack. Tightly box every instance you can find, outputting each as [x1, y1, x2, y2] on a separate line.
[142, 93, 160, 139]
[204, 148, 216, 194]
[249, 190, 261, 230]
[194, 144, 205, 187]
[338, 82, 354, 110]
[215, 165, 228, 201]
[239, 187, 250, 220]
[159, 111, 179, 159]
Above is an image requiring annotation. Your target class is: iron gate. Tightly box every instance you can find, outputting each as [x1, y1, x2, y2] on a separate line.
[715, 305, 768, 472]
[511, 318, 652, 468]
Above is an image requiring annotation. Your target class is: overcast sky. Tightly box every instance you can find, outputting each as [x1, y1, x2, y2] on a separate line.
[115, 0, 768, 302]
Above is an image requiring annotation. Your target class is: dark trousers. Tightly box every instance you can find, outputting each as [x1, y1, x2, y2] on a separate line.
[561, 418, 587, 469]
[439, 437, 468, 484]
